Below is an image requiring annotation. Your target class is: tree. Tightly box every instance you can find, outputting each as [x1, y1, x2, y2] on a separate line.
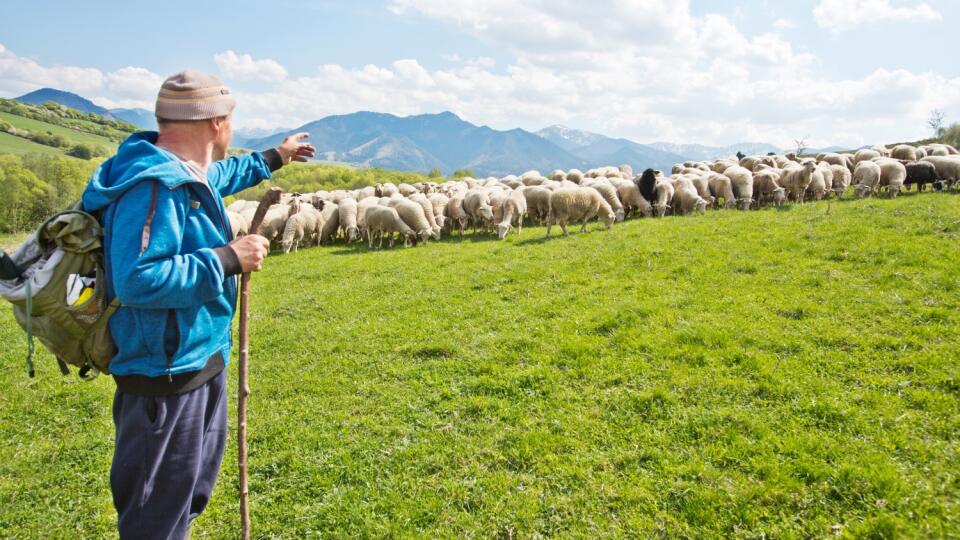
[452, 168, 474, 178]
[928, 109, 946, 138]
[427, 167, 444, 178]
[67, 144, 93, 160]
[794, 137, 808, 156]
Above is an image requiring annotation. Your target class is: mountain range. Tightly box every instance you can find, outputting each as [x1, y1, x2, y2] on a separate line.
[15, 88, 158, 130]
[15, 87, 798, 176]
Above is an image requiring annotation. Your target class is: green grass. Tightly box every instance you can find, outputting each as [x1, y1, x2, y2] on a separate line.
[0, 131, 69, 157]
[0, 110, 118, 152]
[1, 194, 959, 538]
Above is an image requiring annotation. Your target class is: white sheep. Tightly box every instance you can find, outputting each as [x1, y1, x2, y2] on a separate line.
[318, 202, 340, 244]
[890, 145, 918, 162]
[753, 170, 787, 207]
[226, 209, 249, 239]
[365, 206, 416, 248]
[280, 205, 323, 253]
[779, 162, 817, 204]
[409, 193, 442, 237]
[707, 173, 737, 209]
[853, 160, 882, 198]
[496, 189, 528, 239]
[873, 158, 907, 197]
[652, 178, 675, 217]
[389, 198, 437, 244]
[829, 164, 852, 198]
[724, 165, 754, 210]
[445, 195, 469, 237]
[671, 177, 708, 215]
[921, 156, 960, 188]
[337, 197, 360, 242]
[520, 186, 553, 223]
[546, 187, 616, 236]
[615, 182, 653, 217]
[583, 180, 626, 222]
[565, 169, 584, 184]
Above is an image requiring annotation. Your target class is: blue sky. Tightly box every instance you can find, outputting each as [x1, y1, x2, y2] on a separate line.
[2, 0, 957, 147]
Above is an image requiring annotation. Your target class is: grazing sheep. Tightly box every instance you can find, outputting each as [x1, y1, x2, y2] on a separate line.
[398, 183, 419, 196]
[584, 181, 626, 222]
[356, 197, 381, 239]
[707, 173, 737, 209]
[853, 160, 882, 198]
[891, 145, 918, 162]
[428, 193, 450, 230]
[365, 206, 416, 248]
[753, 170, 787, 207]
[521, 186, 553, 223]
[635, 168, 659, 207]
[805, 167, 828, 201]
[318, 203, 340, 244]
[921, 156, 960, 189]
[689, 175, 716, 207]
[779, 162, 817, 204]
[652, 178, 675, 217]
[619, 164, 634, 178]
[496, 189, 528, 239]
[445, 196, 469, 237]
[226, 209, 249, 239]
[854, 149, 882, 165]
[873, 159, 906, 197]
[615, 182, 653, 217]
[374, 183, 399, 197]
[337, 197, 360, 242]
[550, 169, 566, 181]
[462, 189, 495, 233]
[829, 164, 852, 197]
[820, 152, 853, 172]
[280, 205, 323, 253]
[672, 177, 708, 215]
[565, 169, 585, 184]
[724, 166, 754, 210]
[389, 198, 437, 244]
[409, 193, 442, 237]
[904, 161, 938, 192]
[258, 198, 302, 246]
[546, 187, 616, 236]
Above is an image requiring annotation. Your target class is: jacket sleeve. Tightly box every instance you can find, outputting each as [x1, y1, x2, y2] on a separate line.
[109, 180, 228, 309]
[207, 150, 282, 197]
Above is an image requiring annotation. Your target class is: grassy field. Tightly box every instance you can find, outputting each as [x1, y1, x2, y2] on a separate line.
[0, 130, 69, 158]
[0, 193, 958, 537]
[0, 110, 119, 150]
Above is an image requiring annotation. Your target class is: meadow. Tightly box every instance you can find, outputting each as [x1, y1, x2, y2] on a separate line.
[0, 193, 958, 538]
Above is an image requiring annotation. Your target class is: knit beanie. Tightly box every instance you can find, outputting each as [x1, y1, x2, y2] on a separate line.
[155, 70, 236, 121]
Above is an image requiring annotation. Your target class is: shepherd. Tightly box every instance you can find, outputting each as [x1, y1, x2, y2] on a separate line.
[80, 70, 316, 539]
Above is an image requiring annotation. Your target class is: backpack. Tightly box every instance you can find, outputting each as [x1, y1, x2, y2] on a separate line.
[0, 201, 120, 379]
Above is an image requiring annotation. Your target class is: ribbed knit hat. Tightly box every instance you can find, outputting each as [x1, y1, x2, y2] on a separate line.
[155, 70, 236, 121]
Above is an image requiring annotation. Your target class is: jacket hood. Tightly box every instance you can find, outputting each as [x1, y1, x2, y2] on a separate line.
[82, 131, 194, 212]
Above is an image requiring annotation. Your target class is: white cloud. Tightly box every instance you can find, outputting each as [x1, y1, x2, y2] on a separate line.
[813, 0, 942, 32]
[0, 43, 161, 109]
[213, 50, 287, 82]
[773, 17, 796, 30]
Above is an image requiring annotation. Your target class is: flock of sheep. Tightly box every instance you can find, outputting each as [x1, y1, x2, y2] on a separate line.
[224, 141, 960, 251]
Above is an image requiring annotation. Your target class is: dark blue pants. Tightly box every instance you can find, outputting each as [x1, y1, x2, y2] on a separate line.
[111, 370, 228, 539]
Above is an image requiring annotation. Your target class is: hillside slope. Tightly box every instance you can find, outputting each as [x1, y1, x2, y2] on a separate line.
[1, 194, 958, 537]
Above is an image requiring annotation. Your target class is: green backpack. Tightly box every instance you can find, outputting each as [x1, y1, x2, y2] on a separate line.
[0, 202, 120, 379]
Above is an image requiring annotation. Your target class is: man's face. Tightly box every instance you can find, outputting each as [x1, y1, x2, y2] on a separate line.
[212, 115, 233, 161]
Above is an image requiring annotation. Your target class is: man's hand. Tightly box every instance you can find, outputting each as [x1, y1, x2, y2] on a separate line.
[277, 132, 316, 165]
[229, 234, 270, 272]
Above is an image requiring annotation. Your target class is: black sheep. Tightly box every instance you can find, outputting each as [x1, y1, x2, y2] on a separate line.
[904, 161, 939, 192]
[636, 168, 658, 205]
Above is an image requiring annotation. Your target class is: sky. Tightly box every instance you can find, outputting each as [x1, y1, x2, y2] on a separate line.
[1, 0, 958, 148]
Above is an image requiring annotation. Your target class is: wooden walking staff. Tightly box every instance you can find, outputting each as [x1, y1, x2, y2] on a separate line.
[238, 186, 283, 540]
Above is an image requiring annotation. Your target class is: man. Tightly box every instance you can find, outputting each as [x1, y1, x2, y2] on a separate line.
[81, 70, 316, 539]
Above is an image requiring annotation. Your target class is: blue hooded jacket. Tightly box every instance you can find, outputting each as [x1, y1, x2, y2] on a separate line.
[82, 132, 274, 377]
